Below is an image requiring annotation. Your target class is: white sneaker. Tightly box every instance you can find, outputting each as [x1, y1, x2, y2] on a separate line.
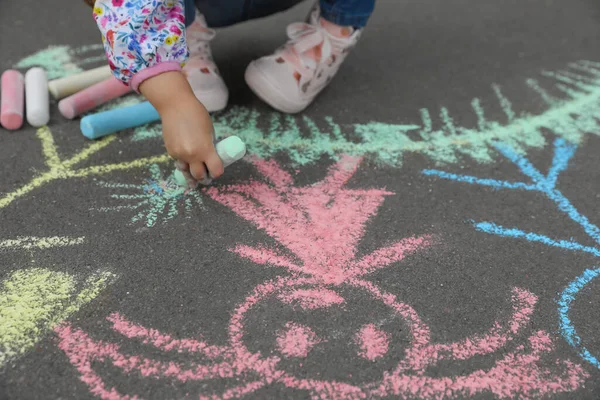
[245, 5, 361, 114]
[184, 12, 228, 112]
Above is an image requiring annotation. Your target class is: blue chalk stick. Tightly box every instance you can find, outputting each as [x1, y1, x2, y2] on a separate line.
[80, 101, 160, 139]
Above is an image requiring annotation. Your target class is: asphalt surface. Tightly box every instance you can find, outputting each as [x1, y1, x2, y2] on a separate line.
[1, 0, 600, 398]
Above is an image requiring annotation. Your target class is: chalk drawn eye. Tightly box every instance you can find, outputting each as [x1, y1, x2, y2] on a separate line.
[276, 322, 323, 358]
[354, 324, 390, 361]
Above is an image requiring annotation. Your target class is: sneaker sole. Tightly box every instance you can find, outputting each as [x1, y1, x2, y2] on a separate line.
[245, 62, 309, 114]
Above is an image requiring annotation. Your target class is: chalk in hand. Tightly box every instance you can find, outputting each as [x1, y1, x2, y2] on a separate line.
[173, 169, 189, 187]
[0, 70, 25, 130]
[25, 67, 50, 127]
[48, 65, 112, 100]
[59, 76, 131, 119]
[173, 135, 247, 188]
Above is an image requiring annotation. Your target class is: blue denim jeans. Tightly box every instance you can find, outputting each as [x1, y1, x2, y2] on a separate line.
[184, 0, 375, 29]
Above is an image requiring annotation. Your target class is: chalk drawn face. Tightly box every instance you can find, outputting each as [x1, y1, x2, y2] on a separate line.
[239, 281, 413, 384]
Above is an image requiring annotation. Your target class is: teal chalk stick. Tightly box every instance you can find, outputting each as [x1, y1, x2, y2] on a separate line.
[215, 135, 246, 168]
[80, 101, 159, 139]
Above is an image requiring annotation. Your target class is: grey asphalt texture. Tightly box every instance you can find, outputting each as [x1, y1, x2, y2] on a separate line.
[2, 0, 600, 398]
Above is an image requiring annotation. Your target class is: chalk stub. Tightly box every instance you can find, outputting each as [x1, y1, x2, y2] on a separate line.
[25, 68, 50, 127]
[173, 169, 188, 187]
[48, 65, 112, 100]
[59, 77, 131, 119]
[0, 70, 25, 130]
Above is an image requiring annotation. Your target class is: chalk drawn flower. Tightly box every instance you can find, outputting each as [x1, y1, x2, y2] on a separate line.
[55, 156, 588, 399]
[424, 137, 600, 372]
[93, 164, 203, 227]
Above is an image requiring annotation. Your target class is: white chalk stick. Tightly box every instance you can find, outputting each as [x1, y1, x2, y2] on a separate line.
[48, 65, 112, 100]
[25, 68, 50, 127]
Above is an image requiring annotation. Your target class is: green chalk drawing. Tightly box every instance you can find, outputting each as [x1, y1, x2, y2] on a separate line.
[208, 60, 600, 166]
[15, 46, 600, 169]
[94, 164, 203, 227]
[0, 268, 114, 367]
[492, 84, 515, 122]
[131, 123, 163, 142]
[526, 78, 557, 105]
[420, 108, 433, 137]
[14, 44, 105, 80]
[471, 98, 487, 131]
[440, 107, 457, 136]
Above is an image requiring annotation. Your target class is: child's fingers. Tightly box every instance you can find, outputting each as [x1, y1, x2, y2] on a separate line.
[189, 161, 208, 183]
[175, 160, 189, 171]
[175, 160, 198, 189]
[183, 170, 198, 190]
[204, 153, 225, 180]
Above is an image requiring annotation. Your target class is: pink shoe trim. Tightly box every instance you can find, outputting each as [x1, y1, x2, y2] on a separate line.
[130, 62, 182, 93]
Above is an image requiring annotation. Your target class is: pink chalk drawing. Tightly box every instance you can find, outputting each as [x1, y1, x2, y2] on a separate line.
[276, 322, 322, 359]
[356, 324, 390, 361]
[54, 156, 589, 399]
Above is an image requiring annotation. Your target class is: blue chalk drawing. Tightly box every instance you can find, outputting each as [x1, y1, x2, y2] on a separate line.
[423, 137, 600, 369]
[558, 268, 600, 369]
[93, 164, 204, 227]
[473, 222, 600, 258]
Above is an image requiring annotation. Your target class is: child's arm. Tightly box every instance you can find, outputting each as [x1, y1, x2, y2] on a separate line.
[91, 1, 223, 184]
[140, 71, 224, 184]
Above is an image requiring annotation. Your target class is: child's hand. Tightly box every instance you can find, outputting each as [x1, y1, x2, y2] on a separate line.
[139, 71, 224, 188]
[161, 96, 224, 187]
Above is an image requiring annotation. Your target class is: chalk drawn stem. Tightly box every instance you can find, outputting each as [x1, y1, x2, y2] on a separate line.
[557, 267, 600, 368]
[0, 125, 172, 210]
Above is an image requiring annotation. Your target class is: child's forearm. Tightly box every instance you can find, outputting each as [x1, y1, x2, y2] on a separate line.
[138, 71, 198, 114]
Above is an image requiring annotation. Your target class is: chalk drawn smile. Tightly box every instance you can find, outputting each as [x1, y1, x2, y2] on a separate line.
[55, 156, 588, 399]
[238, 279, 416, 384]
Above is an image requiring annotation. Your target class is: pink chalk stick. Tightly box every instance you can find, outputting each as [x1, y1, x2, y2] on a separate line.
[0, 70, 25, 130]
[58, 76, 130, 119]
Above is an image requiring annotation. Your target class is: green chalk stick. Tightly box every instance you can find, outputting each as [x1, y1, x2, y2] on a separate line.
[215, 135, 246, 168]
[173, 169, 188, 187]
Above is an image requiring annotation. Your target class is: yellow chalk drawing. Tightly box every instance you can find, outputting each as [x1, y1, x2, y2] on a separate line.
[0, 268, 115, 367]
[0, 236, 85, 250]
[0, 126, 170, 210]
